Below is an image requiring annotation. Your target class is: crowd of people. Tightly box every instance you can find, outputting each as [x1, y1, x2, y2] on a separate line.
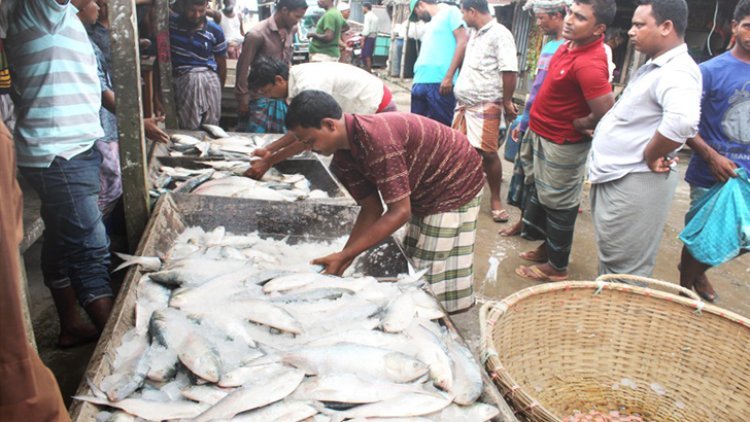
[0, 0, 748, 418]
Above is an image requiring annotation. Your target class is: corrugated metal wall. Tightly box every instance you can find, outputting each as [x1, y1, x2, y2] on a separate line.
[510, 2, 531, 92]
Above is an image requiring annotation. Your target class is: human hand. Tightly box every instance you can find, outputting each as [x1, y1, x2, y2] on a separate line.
[243, 158, 271, 180]
[307, 32, 315, 40]
[647, 155, 678, 173]
[511, 127, 521, 142]
[707, 153, 737, 183]
[312, 252, 353, 276]
[439, 77, 453, 96]
[252, 147, 271, 160]
[143, 116, 169, 143]
[237, 102, 250, 116]
[503, 101, 518, 125]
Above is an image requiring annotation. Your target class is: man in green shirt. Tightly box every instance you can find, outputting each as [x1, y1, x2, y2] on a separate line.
[307, 0, 346, 61]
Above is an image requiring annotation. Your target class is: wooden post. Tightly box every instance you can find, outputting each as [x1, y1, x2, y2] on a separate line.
[154, 0, 178, 129]
[108, 0, 151, 251]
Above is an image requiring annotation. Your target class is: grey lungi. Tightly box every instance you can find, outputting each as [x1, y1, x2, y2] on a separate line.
[590, 170, 680, 277]
[173, 68, 222, 130]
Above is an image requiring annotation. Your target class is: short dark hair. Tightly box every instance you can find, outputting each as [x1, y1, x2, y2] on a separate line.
[540, 7, 567, 19]
[363, 2, 373, 10]
[285, 90, 343, 130]
[575, 0, 617, 27]
[460, 0, 490, 14]
[735, 0, 750, 22]
[638, 0, 688, 36]
[247, 57, 289, 91]
[183, 0, 209, 7]
[276, 0, 309, 11]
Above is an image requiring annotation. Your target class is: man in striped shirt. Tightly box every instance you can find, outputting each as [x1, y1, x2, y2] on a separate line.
[285, 90, 485, 313]
[5, 0, 113, 347]
[169, 0, 227, 129]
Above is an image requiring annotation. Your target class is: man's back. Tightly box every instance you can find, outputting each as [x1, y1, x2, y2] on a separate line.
[288, 63, 384, 114]
[331, 112, 484, 216]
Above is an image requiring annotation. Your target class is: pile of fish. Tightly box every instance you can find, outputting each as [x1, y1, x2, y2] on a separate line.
[151, 164, 329, 202]
[76, 226, 500, 421]
[169, 125, 262, 160]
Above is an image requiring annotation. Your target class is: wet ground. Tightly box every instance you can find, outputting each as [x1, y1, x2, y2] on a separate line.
[24, 75, 749, 412]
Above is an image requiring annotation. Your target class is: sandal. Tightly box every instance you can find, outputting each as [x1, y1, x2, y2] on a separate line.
[491, 209, 510, 223]
[515, 265, 568, 282]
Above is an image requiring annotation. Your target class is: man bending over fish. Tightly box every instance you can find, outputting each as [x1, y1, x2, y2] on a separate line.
[243, 57, 397, 180]
[284, 90, 485, 313]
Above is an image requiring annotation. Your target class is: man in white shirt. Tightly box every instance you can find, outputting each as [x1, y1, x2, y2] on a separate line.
[243, 58, 397, 179]
[453, 0, 518, 223]
[361, 2, 379, 72]
[589, 0, 701, 278]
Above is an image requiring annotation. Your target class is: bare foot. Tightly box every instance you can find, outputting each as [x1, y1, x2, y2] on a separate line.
[498, 219, 522, 237]
[520, 243, 548, 263]
[58, 322, 99, 348]
[693, 274, 717, 302]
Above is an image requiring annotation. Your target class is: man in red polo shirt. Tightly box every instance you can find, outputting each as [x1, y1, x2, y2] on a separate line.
[285, 90, 485, 313]
[515, 0, 616, 282]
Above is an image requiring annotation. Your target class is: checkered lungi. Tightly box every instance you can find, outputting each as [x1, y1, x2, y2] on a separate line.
[403, 191, 482, 313]
[452, 102, 502, 153]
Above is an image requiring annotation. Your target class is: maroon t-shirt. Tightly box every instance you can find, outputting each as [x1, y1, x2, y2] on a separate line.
[529, 35, 611, 144]
[331, 113, 484, 217]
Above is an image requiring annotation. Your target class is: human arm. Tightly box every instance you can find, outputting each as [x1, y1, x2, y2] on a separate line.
[643, 131, 682, 173]
[313, 194, 411, 275]
[572, 93, 614, 134]
[216, 55, 227, 88]
[686, 134, 737, 182]
[440, 26, 468, 96]
[143, 116, 169, 143]
[308, 28, 335, 42]
[235, 32, 263, 115]
[643, 68, 702, 173]
[501, 72, 518, 123]
[206, 7, 222, 23]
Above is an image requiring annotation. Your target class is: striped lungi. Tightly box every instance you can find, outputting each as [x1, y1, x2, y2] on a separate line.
[506, 128, 536, 210]
[403, 191, 482, 313]
[173, 68, 222, 130]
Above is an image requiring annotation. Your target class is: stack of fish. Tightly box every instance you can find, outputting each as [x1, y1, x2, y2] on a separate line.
[151, 164, 329, 202]
[76, 227, 500, 421]
[169, 125, 263, 160]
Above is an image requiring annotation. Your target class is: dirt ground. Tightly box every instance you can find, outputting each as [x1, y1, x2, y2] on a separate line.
[23, 75, 749, 411]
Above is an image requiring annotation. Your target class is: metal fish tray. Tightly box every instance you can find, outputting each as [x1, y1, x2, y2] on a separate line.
[152, 155, 353, 203]
[69, 194, 517, 421]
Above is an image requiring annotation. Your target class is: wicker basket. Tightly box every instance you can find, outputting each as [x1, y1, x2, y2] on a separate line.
[480, 275, 750, 421]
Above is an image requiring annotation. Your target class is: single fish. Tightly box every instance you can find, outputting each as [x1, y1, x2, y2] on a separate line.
[191, 368, 305, 422]
[145, 345, 179, 382]
[73, 395, 208, 420]
[292, 374, 426, 404]
[262, 272, 338, 294]
[406, 322, 454, 391]
[382, 293, 417, 333]
[181, 385, 233, 405]
[178, 331, 222, 383]
[134, 276, 171, 335]
[232, 399, 318, 422]
[202, 123, 230, 138]
[446, 334, 483, 405]
[227, 299, 304, 334]
[174, 169, 215, 194]
[171, 133, 203, 146]
[426, 403, 500, 421]
[219, 362, 288, 388]
[321, 391, 453, 421]
[280, 343, 428, 383]
[113, 252, 162, 273]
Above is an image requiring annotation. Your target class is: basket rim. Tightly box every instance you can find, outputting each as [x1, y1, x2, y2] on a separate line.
[479, 280, 750, 421]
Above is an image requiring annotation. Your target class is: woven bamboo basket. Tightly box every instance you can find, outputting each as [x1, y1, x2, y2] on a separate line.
[480, 275, 750, 421]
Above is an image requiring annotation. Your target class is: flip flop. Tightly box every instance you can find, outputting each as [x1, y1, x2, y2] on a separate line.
[515, 265, 568, 282]
[491, 209, 510, 223]
[519, 250, 548, 263]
